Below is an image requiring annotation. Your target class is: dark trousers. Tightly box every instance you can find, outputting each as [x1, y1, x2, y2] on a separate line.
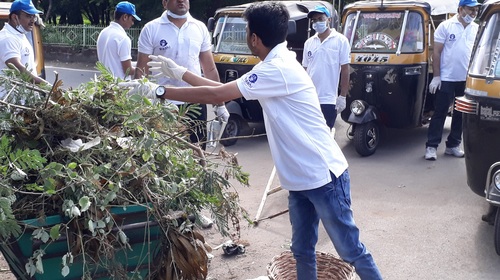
[320, 104, 338, 130]
[178, 103, 207, 149]
[426, 81, 465, 149]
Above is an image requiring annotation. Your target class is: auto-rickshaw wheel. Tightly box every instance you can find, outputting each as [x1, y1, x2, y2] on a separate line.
[354, 121, 379, 157]
[220, 115, 241, 147]
[493, 206, 500, 255]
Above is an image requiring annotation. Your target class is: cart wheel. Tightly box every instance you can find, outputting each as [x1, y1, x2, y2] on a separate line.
[220, 115, 241, 147]
[494, 206, 500, 255]
[354, 121, 379, 156]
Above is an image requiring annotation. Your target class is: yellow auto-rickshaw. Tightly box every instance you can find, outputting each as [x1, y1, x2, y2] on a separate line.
[340, 0, 456, 156]
[207, 1, 337, 146]
[455, 0, 500, 255]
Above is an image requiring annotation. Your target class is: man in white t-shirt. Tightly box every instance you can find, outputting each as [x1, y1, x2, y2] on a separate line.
[302, 5, 350, 130]
[424, 0, 480, 160]
[0, 0, 47, 85]
[134, 0, 227, 149]
[96, 1, 140, 79]
[124, 2, 383, 279]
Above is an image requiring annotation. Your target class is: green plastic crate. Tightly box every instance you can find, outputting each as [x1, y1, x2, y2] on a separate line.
[0, 204, 163, 280]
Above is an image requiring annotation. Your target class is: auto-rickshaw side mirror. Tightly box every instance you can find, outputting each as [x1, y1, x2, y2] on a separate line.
[35, 14, 45, 29]
[207, 17, 215, 33]
[287, 20, 297, 36]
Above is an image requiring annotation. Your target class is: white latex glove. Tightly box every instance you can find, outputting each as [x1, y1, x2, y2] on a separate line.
[118, 80, 158, 100]
[147, 55, 187, 81]
[214, 105, 230, 122]
[429, 76, 441, 94]
[336, 96, 346, 114]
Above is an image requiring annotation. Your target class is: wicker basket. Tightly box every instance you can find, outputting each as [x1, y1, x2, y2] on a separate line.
[267, 250, 356, 280]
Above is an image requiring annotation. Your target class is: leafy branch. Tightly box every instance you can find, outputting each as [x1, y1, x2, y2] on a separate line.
[0, 65, 250, 279]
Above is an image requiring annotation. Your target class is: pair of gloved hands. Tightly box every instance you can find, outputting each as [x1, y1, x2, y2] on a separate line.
[119, 55, 229, 122]
[118, 55, 187, 99]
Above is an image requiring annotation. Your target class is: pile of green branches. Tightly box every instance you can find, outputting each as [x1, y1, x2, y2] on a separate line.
[0, 64, 249, 279]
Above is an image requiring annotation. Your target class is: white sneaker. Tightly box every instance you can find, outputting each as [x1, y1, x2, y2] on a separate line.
[425, 147, 437, 160]
[445, 146, 464, 158]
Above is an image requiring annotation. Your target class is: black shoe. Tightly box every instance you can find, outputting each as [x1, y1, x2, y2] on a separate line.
[481, 206, 497, 226]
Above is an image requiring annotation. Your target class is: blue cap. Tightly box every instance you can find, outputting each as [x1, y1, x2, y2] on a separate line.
[116, 1, 141, 21]
[459, 0, 481, 7]
[10, 0, 43, 15]
[307, 5, 331, 18]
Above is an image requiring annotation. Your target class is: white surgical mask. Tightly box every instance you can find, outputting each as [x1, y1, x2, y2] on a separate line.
[14, 16, 28, 34]
[312, 21, 328, 34]
[462, 13, 475, 24]
[167, 10, 188, 19]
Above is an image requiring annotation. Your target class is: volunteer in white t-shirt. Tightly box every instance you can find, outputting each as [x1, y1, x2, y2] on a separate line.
[96, 1, 141, 79]
[424, 0, 480, 160]
[302, 5, 351, 130]
[0, 0, 47, 85]
[134, 0, 227, 149]
[122, 3, 383, 279]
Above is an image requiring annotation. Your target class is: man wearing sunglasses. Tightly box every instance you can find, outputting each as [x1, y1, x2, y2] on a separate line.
[0, 0, 47, 85]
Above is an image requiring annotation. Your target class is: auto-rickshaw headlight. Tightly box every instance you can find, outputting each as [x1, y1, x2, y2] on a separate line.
[494, 170, 500, 191]
[350, 100, 366, 116]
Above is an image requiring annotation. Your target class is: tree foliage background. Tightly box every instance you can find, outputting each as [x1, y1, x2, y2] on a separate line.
[26, 0, 352, 26]
[31, 0, 254, 26]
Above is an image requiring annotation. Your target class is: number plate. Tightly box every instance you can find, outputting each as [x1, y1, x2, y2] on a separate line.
[354, 54, 390, 64]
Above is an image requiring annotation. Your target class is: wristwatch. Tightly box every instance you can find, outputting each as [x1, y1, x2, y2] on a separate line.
[155, 85, 166, 98]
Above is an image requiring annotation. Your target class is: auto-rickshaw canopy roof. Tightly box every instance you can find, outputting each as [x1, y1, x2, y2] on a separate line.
[213, 1, 335, 21]
[428, 0, 459, 15]
[343, 0, 458, 15]
[479, 0, 500, 19]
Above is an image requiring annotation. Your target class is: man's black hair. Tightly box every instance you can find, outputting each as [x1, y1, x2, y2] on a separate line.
[114, 11, 126, 21]
[9, 10, 22, 20]
[243, 1, 289, 49]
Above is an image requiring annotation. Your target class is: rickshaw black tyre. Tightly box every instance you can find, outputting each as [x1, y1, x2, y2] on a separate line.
[353, 122, 379, 157]
[220, 115, 241, 147]
[494, 206, 500, 255]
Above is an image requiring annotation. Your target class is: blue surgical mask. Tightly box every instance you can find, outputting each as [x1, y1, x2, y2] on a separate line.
[167, 10, 188, 19]
[312, 21, 328, 34]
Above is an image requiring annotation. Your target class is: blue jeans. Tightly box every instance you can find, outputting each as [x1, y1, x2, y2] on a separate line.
[288, 170, 383, 280]
[426, 81, 465, 149]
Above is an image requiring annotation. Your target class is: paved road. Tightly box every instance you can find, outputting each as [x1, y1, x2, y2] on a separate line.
[43, 61, 500, 280]
[45, 61, 100, 88]
[213, 119, 500, 280]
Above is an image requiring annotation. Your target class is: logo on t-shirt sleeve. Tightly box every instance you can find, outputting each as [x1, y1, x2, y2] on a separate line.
[243, 73, 258, 89]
